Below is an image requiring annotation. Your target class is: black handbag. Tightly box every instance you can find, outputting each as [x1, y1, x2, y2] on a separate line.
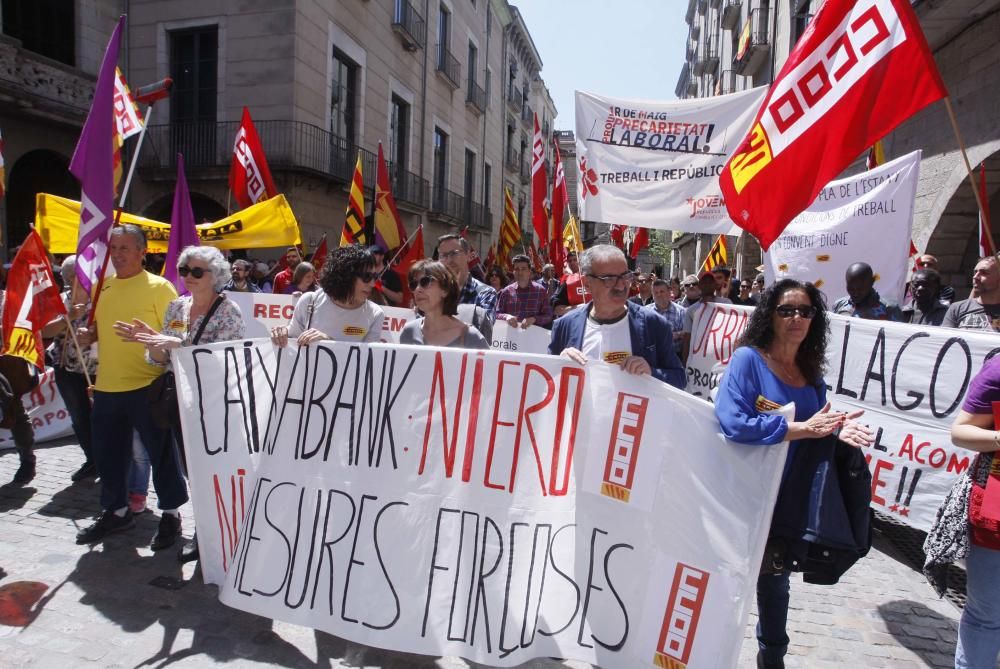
[148, 295, 224, 429]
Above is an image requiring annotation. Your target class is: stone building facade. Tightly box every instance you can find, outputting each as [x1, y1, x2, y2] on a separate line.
[671, 0, 1000, 292]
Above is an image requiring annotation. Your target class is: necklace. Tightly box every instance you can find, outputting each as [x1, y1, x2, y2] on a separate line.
[763, 350, 801, 383]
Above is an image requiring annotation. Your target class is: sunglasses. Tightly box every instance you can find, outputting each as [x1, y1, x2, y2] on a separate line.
[682, 283, 697, 289]
[408, 275, 437, 291]
[178, 266, 207, 279]
[776, 305, 818, 319]
[358, 271, 379, 282]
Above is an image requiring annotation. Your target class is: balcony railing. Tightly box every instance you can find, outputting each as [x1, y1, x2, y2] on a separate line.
[505, 147, 520, 173]
[508, 87, 523, 114]
[675, 63, 691, 98]
[717, 69, 738, 95]
[430, 185, 465, 223]
[137, 120, 431, 210]
[733, 6, 771, 76]
[721, 0, 741, 29]
[704, 34, 719, 71]
[519, 160, 530, 185]
[465, 200, 491, 231]
[436, 44, 461, 88]
[466, 79, 487, 114]
[521, 102, 533, 125]
[392, 0, 426, 51]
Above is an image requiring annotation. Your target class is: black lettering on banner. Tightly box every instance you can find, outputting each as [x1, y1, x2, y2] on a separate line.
[834, 323, 858, 399]
[192, 347, 217, 454]
[261, 481, 296, 597]
[446, 511, 482, 642]
[300, 345, 338, 460]
[310, 489, 357, 613]
[365, 500, 407, 630]
[537, 524, 581, 637]
[890, 332, 930, 411]
[871, 426, 887, 452]
[498, 521, 530, 658]
[519, 524, 553, 649]
[985, 347, 1000, 364]
[576, 527, 633, 651]
[930, 337, 972, 418]
[234, 475, 270, 596]
[600, 542, 633, 651]
[333, 346, 362, 465]
[470, 516, 504, 652]
[341, 493, 378, 624]
[222, 346, 246, 455]
[285, 488, 324, 609]
[860, 328, 886, 405]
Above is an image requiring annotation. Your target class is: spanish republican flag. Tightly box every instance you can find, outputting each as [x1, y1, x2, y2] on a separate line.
[700, 235, 728, 273]
[341, 153, 366, 246]
[1, 230, 67, 369]
[498, 188, 522, 264]
[373, 142, 407, 251]
[720, 0, 946, 250]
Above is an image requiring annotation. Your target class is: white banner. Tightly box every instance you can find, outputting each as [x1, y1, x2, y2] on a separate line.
[686, 303, 1000, 531]
[227, 292, 551, 353]
[574, 87, 767, 233]
[763, 151, 920, 305]
[0, 367, 74, 449]
[173, 341, 787, 667]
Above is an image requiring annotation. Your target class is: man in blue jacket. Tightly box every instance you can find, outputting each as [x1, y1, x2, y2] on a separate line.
[549, 244, 685, 389]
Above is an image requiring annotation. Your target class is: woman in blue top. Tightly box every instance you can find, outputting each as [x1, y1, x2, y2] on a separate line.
[715, 278, 872, 669]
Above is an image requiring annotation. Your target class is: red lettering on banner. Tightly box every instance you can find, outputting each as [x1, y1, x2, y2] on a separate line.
[948, 453, 971, 475]
[381, 317, 407, 333]
[419, 352, 469, 478]
[213, 468, 247, 571]
[253, 303, 266, 318]
[601, 393, 649, 503]
[282, 305, 294, 320]
[870, 458, 894, 506]
[549, 366, 585, 496]
[654, 563, 710, 668]
[484, 360, 522, 491]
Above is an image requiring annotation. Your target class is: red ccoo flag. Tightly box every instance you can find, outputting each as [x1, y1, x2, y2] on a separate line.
[230, 107, 278, 210]
[2, 230, 67, 369]
[980, 162, 994, 257]
[630, 227, 649, 260]
[531, 113, 549, 248]
[720, 0, 947, 250]
[397, 224, 425, 306]
[310, 234, 329, 270]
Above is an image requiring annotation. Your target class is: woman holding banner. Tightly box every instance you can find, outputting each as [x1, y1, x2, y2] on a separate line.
[942, 358, 1000, 668]
[399, 260, 489, 349]
[714, 278, 873, 669]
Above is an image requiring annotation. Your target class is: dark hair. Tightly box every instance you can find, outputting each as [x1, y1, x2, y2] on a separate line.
[737, 278, 830, 385]
[292, 261, 316, 286]
[319, 244, 374, 302]
[912, 268, 941, 285]
[486, 265, 509, 287]
[652, 279, 670, 289]
[511, 254, 531, 267]
[409, 259, 460, 316]
[712, 266, 732, 279]
[435, 233, 470, 254]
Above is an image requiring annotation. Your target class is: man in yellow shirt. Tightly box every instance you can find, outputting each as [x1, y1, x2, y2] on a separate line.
[75, 225, 188, 549]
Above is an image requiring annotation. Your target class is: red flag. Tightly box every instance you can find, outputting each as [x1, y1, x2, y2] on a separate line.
[609, 224, 626, 251]
[531, 113, 549, 247]
[1, 230, 67, 369]
[397, 225, 425, 305]
[720, 0, 947, 250]
[310, 234, 328, 270]
[229, 107, 278, 210]
[551, 143, 569, 248]
[484, 243, 497, 272]
[527, 241, 543, 272]
[630, 227, 649, 260]
[374, 142, 407, 251]
[980, 162, 994, 257]
[909, 240, 919, 257]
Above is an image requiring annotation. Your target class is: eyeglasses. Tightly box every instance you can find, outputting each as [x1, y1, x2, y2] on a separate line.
[408, 275, 437, 291]
[357, 271, 379, 282]
[439, 249, 465, 260]
[178, 266, 207, 279]
[681, 283, 697, 289]
[776, 305, 818, 319]
[588, 271, 635, 287]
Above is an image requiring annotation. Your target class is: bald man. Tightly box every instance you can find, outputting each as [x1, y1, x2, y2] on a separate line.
[830, 262, 902, 321]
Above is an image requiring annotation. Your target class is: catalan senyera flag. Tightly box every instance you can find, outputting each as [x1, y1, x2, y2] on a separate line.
[980, 162, 994, 257]
[1, 230, 67, 369]
[531, 114, 549, 247]
[700, 235, 729, 273]
[374, 142, 407, 251]
[341, 153, 366, 247]
[499, 188, 522, 264]
[720, 0, 947, 250]
[230, 107, 278, 210]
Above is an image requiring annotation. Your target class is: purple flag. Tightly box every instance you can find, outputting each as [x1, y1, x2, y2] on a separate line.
[69, 15, 125, 294]
[163, 154, 201, 295]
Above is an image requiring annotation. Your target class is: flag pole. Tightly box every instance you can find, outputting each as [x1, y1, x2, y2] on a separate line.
[62, 314, 94, 388]
[86, 100, 160, 327]
[944, 96, 995, 252]
[382, 224, 423, 277]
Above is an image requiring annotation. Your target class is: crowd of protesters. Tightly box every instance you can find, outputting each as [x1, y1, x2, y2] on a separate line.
[3, 227, 1000, 668]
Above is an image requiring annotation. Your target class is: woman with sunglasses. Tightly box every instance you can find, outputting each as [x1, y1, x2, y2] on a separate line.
[400, 260, 489, 349]
[271, 244, 384, 347]
[115, 245, 245, 563]
[714, 278, 873, 669]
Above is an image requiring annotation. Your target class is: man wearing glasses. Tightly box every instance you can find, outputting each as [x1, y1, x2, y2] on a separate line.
[436, 234, 497, 334]
[628, 272, 655, 306]
[549, 245, 685, 389]
[223, 259, 261, 293]
[678, 274, 701, 307]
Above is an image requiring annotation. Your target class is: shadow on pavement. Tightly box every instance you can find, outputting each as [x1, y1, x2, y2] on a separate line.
[36, 478, 101, 520]
[0, 482, 38, 513]
[879, 600, 957, 668]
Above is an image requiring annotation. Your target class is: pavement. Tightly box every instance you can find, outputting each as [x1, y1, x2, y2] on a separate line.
[0, 437, 964, 669]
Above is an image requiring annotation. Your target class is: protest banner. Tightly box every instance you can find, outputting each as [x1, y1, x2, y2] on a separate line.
[763, 151, 920, 304]
[685, 302, 1000, 532]
[35, 192, 301, 253]
[574, 87, 766, 234]
[172, 340, 788, 667]
[0, 368, 73, 449]
[227, 293, 550, 354]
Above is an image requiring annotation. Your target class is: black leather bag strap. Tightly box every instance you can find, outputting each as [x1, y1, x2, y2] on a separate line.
[192, 295, 225, 345]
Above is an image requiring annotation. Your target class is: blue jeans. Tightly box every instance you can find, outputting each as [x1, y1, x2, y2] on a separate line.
[956, 542, 1000, 668]
[128, 432, 150, 496]
[90, 386, 188, 512]
[757, 572, 791, 663]
[53, 367, 92, 461]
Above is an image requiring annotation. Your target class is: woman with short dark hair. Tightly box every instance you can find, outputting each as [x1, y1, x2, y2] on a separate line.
[270, 244, 384, 347]
[399, 260, 488, 349]
[714, 278, 873, 669]
[485, 266, 509, 292]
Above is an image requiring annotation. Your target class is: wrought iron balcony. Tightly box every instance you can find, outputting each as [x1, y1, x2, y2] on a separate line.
[704, 34, 719, 71]
[519, 160, 530, 185]
[466, 79, 487, 114]
[429, 185, 465, 223]
[521, 102, 533, 126]
[508, 87, 523, 114]
[734, 6, 771, 76]
[436, 44, 461, 89]
[392, 0, 426, 51]
[505, 147, 520, 173]
[721, 0, 741, 29]
[717, 69, 738, 95]
[465, 200, 492, 231]
[137, 120, 431, 210]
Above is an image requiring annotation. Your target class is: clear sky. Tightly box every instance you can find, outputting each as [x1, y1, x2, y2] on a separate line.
[512, 0, 689, 132]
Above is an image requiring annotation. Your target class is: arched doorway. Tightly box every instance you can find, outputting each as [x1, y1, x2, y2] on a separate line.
[4, 150, 78, 250]
[142, 191, 227, 224]
[925, 150, 1000, 294]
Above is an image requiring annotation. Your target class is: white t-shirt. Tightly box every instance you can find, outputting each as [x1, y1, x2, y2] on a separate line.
[288, 291, 384, 342]
[581, 314, 632, 365]
[683, 297, 733, 333]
